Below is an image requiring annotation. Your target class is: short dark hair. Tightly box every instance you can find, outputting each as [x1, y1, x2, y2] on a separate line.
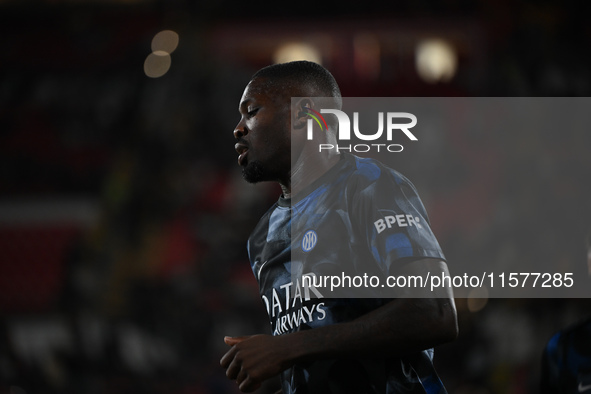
[251, 61, 342, 107]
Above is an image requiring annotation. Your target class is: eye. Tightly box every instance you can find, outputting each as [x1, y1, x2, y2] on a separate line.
[247, 108, 259, 118]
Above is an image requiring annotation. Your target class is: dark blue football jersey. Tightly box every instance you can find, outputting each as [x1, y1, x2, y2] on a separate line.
[542, 317, 591, 394]
[247, 153, 447, 393]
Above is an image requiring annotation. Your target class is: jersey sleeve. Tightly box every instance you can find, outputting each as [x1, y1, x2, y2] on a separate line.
[351, 160, 446, 276]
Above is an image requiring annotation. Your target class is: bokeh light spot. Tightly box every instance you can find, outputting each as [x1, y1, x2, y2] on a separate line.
[144, 52, 172, 78]
[273, 42, 321, 65]
[467, 286, 489, 313]
[415, 38, 457, 83]
[151, 30, 179, 55]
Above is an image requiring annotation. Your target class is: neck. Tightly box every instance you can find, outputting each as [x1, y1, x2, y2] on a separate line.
[279, 151, 341, 200]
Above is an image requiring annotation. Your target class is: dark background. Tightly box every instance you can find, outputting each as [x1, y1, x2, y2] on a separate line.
[1, 0, 590, 393]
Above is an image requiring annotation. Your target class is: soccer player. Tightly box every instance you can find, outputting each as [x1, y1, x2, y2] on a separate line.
[541, 231, 591, 393]
[221, 61, 458, 393]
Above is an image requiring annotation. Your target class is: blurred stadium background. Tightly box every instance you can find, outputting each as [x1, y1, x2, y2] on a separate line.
[1, 0, 591, 393]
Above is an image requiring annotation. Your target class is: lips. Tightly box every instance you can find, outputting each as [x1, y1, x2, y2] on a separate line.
[235, 142, 249, 166]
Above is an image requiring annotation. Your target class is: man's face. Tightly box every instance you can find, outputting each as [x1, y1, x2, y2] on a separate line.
[233, 78, 291, 184]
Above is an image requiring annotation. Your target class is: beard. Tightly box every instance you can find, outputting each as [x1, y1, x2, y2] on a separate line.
[241, 160, 269, 184]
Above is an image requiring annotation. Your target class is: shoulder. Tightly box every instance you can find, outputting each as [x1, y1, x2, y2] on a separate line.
[545, 317, 591, 358]
[341, 154, 419, 203]
[344, 154, 414, 187]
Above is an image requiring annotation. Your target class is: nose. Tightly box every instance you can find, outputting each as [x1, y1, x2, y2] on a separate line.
[233, 119, 247, 139]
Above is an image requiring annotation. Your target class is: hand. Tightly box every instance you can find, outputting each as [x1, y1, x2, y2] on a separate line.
[220, 334, 291, 392]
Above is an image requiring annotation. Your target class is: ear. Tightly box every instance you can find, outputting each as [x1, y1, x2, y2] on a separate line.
[292, 97, 314, 130]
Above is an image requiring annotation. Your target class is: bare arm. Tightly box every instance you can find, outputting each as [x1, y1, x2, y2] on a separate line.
[221, 258, 457, 392]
